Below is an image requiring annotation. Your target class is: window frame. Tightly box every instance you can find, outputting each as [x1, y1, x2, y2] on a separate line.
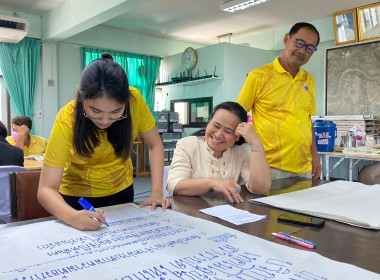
[170, 97, 213, 128]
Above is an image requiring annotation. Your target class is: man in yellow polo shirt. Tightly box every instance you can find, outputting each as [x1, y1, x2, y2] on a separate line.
[237, 22, 322, 180]
[6, 116, 48, 157]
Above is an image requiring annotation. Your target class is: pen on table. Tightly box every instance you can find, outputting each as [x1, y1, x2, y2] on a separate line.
[272, 233, 314, 249]
[78, 197, 109, 227]
[279, 232, 316, 247]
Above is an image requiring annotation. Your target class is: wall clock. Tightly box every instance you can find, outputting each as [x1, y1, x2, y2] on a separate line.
[182, 47, 197, 71]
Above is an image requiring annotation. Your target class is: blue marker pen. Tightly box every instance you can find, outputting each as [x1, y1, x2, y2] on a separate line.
[78, 197, 109, 227]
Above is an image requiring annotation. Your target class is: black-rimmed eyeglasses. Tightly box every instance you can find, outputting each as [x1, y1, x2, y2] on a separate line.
[295, 38, 317, 54]
[83, 108, 128, 121]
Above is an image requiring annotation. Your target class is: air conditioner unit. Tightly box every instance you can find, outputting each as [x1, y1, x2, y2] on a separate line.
[0, 15, 29, 43]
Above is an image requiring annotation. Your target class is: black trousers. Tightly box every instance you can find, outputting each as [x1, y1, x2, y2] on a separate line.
[61, 184, 134, 210]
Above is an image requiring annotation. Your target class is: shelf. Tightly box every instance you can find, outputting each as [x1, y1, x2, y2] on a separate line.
[155, 76, 223, 88]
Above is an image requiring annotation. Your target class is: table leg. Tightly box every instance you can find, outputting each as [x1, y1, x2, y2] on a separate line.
[349, 159, 362, 182]
[331, 157, 345, 181]
[132, 142, 139, 178]
[325, 155, 330, 181]
[319, 154, 324, 180]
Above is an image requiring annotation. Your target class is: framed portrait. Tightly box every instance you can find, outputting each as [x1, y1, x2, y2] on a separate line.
[358, 3, 380, 41]
[333, 9, 358, 45]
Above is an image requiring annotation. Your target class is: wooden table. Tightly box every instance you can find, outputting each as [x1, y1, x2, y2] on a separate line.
[318, 151, 380, 181]
[171, 177, 380, 274]
[23, 158, 43, 171]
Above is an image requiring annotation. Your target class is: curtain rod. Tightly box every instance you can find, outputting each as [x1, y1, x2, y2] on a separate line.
[39, 39, 163, 58]
[25, 36, 163, 58]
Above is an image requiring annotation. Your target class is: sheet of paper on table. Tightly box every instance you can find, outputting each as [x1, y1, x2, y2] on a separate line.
[200, 204, 266, 225]
[24, 155, 44, 161]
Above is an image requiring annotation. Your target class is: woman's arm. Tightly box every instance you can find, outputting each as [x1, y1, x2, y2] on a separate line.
[138, 126, 171, 210]
[37, 164, 106, 230]
[175, 178, 244, 203]
[236, 123, 271, 194]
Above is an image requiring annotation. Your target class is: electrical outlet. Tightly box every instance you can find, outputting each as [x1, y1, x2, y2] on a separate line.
[48, 79, 54, 87]
[37, 110, 43, 118]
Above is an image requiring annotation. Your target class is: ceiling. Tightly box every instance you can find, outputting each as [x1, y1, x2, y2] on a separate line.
[0, 0, 378, 45]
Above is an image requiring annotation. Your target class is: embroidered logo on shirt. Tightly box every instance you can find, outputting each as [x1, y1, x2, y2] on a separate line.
[303, 82, 310, 93]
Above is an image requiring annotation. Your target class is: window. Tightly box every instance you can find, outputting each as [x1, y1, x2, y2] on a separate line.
[170, 97, 212, 128]
[0, 68, 11, 132]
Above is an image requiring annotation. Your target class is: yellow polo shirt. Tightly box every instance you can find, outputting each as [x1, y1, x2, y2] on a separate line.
[43, 87, 156, 197]
[6, 135, 48, 157]
[237, 57, 316, 174]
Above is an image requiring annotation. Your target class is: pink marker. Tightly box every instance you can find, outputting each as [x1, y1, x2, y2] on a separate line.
[272, 233, 314, 249]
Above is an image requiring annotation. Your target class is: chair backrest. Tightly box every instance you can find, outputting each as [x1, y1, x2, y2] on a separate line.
[163, 165, 170, 198]
[0, 166, 28, 216]
[0, 166, 28, 173]
[10, 171, 51, 221]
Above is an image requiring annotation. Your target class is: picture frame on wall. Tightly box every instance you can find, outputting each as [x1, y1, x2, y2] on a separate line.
[358, 3, 380, 42]
[333, 9, 358, 45]
[325, 40, 380, 116]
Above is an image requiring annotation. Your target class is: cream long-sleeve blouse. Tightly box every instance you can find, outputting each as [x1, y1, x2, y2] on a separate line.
[166, 136, 251, 196]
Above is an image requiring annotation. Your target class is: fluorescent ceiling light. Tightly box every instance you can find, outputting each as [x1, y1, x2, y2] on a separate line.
[220, 0, 270, 13]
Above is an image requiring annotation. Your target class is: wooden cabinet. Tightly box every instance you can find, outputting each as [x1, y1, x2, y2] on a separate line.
[132, 134, 150, 177]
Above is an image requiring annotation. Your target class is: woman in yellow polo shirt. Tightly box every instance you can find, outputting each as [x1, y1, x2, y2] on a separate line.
[37, 53, 170, 231]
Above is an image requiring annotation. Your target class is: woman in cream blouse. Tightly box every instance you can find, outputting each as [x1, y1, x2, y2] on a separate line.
[167, 102, 271, 202]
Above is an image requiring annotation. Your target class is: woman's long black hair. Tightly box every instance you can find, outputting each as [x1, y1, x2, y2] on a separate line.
[73, 53, 133, 161]
[192, 101, 248, 145]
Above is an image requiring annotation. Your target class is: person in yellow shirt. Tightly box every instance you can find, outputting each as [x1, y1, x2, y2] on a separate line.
[37, 53, 171, 231]
[6, 116, 48, 157]
[237, 22, 322, 180]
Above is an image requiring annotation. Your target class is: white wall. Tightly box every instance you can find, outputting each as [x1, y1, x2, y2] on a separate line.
[222, 43, 275, 102]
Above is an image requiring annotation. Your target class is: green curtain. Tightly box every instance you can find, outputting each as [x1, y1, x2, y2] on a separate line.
[127, 53, 161, 114]
[0, 38, 41, 120]
[80, 47, 161, 113]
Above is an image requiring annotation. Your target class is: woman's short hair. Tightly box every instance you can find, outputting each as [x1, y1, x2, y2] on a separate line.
[73, 52, 133, 160]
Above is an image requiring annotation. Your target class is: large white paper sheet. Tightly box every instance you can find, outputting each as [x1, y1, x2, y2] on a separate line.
[0, 203, 378, 279]
[250, 180, 380, 229]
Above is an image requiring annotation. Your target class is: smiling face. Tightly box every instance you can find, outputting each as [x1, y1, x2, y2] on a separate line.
[280, 27, 319, 74]
[83, 95, 126, 130]
[205, 109, 241, 158]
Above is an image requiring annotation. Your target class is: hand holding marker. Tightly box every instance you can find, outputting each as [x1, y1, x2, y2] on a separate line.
[78, 197, 109, 227]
